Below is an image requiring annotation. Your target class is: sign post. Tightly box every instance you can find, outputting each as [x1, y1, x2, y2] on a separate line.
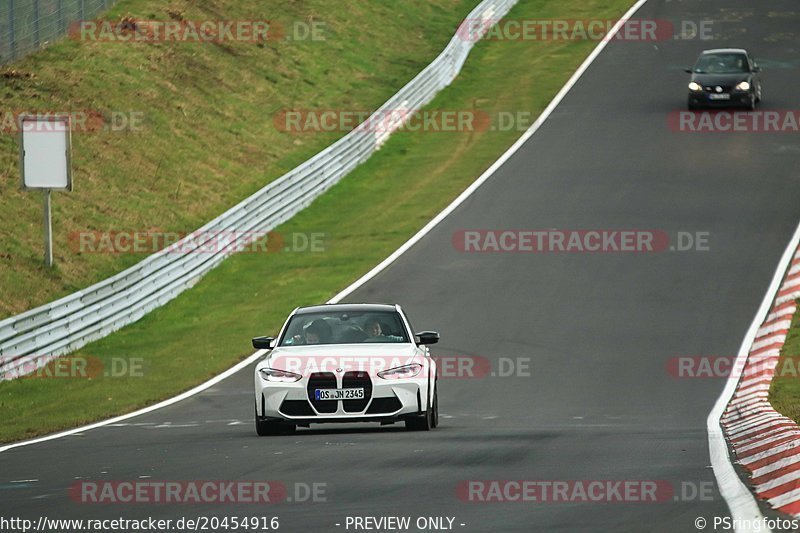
[43, 189, 53, 266]
[19, 115, 72, 267]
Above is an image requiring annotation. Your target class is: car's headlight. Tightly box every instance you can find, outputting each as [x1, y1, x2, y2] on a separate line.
[735, 81, 751, 91]
[259, 368, 302, 383]
[688, 82, 702, 92]
[378, 364, 422, 380]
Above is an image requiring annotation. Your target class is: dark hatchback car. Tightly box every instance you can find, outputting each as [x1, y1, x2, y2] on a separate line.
[685, 48, 762, 110]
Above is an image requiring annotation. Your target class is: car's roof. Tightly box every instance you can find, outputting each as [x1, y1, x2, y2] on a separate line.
[294, 303, 398, 315]
[701, 48, 748, 55]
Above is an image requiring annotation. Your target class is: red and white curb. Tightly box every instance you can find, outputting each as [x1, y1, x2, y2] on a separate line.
[723, 246, 800, 515]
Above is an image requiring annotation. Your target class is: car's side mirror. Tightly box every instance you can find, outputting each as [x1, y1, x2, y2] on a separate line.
[415, 331, 440, 345]
[684, 67, 693, 74]
[753, 66, 761, 73]
[252, 336, 274, 350]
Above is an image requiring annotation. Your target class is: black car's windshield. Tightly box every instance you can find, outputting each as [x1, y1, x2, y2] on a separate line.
[279, 310, 410, 346]
[693, 53, 749, 74]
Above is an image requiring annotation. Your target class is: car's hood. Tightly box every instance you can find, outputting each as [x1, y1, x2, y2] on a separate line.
[257, 343, 420, 376]
[690, 72, 750, 86]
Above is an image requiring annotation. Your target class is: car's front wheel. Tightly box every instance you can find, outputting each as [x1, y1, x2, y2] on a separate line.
[255, 405, 296, 436]
[406, 383, 436, 431]
[431, 382, 439, 429]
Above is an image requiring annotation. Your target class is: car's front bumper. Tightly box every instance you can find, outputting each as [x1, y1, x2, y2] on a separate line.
[688, 90, 752, 107]
[255, 371, 428, 424]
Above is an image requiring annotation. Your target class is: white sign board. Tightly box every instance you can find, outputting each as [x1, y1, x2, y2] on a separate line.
[20, 115, 72, 191]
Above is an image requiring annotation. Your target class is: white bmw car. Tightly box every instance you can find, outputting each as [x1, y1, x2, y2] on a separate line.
[252, 303, 440, 435]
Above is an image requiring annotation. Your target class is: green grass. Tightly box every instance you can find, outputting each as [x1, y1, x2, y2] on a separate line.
[0, 0, 636, 443]
[0, 0, 480, 318]
[769, 302, 800, 421]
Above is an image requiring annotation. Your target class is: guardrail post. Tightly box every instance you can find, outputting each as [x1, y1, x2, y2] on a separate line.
[43, 190, 53, 268]
[79, 0, 85, 21]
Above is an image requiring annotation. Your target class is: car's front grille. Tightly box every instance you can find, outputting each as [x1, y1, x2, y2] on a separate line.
[308, 372, 337, 414]
[366, 396, 402, 414]
[279, 399, 315, 417]
[342, 371, 372, 413]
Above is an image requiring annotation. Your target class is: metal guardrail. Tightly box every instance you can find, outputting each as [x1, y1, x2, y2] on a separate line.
[1, 0, 119, 65]
[0, 0, 517, 379]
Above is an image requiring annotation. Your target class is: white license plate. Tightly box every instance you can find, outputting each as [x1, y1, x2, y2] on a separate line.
[709, 93, 730, 100]
[314, 388, 364, 401]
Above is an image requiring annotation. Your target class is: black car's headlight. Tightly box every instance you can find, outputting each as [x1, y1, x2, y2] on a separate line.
[735, 81, 751, 91]
[259, 368, 302, 383]
[688, 82, 702, 92]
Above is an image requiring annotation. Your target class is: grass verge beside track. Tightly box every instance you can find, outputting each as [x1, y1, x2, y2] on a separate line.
[769, 305, 800, 422]
[0, 0, 635, 444]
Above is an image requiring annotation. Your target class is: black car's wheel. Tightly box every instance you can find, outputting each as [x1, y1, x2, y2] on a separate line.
[688, 100, 698, 111]
[406, 385, 435, 431]
[746, 93, 756, 110]
[756, 84, 762, 103]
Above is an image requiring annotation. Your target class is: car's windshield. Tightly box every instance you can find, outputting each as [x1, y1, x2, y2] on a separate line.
[694, 53, 749, 74]
[279, 310, 410, 346]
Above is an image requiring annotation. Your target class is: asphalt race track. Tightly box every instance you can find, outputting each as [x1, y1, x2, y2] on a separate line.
[3, 1, 800, 531]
